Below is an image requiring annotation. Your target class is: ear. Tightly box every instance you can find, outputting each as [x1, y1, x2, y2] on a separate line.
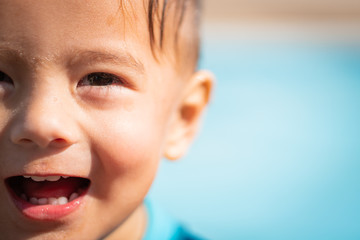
[164, 70, 214, 160]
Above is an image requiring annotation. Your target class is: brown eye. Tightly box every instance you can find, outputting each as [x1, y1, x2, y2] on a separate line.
[0, 71, 13, 85]
[78, 72, 124, 87]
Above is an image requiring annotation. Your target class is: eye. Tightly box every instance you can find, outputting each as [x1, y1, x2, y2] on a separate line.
[78, 72, 125, 87]
[0, 71, 13, 85]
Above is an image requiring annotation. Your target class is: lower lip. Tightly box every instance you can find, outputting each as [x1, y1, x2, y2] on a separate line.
[8, 189, 87, 221]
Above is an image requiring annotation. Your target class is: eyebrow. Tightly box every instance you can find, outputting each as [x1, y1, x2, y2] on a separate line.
[68, 50, 145, 75]
[0, 45, 145, 75]
[0, 46, 22, 61]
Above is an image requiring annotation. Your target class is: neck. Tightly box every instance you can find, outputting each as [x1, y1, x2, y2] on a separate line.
[103, 204, 147, 240]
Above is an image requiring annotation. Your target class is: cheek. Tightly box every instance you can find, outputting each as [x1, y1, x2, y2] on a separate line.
[89, 99, 168, 177]
[86, 99, 169, 206]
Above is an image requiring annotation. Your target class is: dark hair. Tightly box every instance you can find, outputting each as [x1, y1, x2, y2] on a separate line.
[147, 0, 201, 70]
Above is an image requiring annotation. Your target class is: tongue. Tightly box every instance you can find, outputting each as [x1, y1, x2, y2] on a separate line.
[22, 178, 82, 199]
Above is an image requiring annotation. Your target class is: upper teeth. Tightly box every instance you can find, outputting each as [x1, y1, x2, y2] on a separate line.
[23, 176, 69, 182]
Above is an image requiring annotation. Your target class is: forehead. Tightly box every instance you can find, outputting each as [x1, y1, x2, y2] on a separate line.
[0, 0, 150, 58]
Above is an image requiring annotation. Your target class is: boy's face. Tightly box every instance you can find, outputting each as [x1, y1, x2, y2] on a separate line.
[0, 0, 212, 239]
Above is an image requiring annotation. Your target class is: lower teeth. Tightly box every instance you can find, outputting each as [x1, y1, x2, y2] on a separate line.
[21, 192, 80, 206]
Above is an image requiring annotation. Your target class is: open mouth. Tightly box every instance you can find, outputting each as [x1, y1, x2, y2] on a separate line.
[6, 175, 90, 211]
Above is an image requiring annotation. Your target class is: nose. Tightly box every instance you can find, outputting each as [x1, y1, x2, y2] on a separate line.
[10, 91, 78, 149]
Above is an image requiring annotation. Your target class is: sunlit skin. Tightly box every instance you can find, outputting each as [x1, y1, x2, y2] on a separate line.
[0, 0, 213, 239]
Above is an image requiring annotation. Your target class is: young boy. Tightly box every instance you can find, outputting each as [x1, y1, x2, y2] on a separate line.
[0, 0, 213, 239]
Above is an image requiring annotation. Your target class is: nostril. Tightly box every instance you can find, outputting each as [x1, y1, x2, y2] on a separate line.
[54, 138, 66, 144]
[49, 138, 71, 148]
[14, 136, 48, 148]
[18, 138, 33, 145]
[14, 137, 70, 149]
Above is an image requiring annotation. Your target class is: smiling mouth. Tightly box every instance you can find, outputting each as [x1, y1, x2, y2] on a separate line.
[6, 175, 90, 207]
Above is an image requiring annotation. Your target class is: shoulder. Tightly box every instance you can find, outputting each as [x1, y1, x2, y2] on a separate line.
[143, 199, 206, 240]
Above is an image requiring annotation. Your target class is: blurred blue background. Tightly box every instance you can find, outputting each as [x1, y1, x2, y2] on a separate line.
[148, 2, 360, 239]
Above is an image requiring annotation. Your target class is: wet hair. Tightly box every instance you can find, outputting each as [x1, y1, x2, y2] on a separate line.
[147, 0, 201, 72]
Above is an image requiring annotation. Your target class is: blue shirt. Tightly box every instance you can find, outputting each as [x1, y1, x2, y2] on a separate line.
[143, 200, 204, 240]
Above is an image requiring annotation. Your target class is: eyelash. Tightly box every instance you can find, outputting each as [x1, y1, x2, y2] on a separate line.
[0, 71, 13, 84]
[0, 71, 128, 98]
[77, 72, 125, 87]
[0, 72, 124, 87]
